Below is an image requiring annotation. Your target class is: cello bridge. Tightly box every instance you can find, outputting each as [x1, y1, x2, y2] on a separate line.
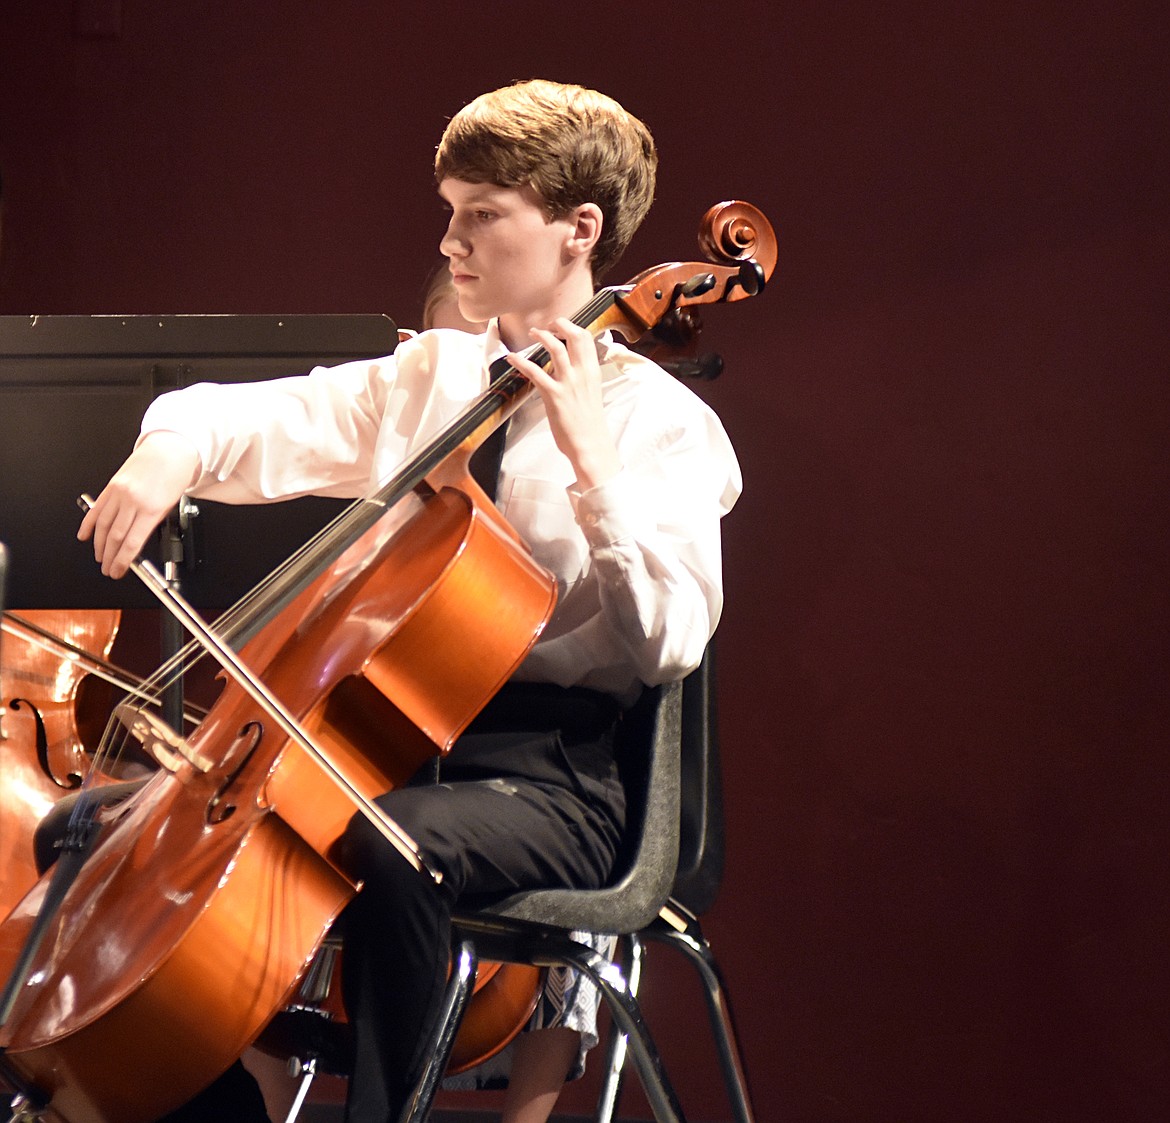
[114, 701, 212, 774]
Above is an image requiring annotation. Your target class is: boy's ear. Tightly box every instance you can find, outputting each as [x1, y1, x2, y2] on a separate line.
[565, 202, 604, 261]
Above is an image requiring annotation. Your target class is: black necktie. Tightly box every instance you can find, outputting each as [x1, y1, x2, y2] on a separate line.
[468, 421, 507, 503]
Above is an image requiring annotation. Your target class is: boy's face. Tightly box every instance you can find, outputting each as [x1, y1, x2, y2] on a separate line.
[438, 178, 582, 327]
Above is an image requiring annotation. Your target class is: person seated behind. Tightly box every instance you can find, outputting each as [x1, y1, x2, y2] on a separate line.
[80, 78, 740, 1122]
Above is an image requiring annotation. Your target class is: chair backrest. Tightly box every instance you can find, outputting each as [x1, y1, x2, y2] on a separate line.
[484, 645, 725, 932]
[672, 645, 725, 916]
[488, 674, 684, 934]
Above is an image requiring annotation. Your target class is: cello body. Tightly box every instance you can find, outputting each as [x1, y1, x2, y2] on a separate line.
[0, 611, 124, 921]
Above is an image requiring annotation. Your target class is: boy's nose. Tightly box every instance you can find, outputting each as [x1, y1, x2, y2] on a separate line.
[439, 220, 466, 259]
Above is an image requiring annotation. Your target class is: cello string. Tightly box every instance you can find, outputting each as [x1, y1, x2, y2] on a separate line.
[1, 611, 208, 725]
[69, 288, 628, 760]
[61, 696, 153, 847]
[153, 290, 617, 656]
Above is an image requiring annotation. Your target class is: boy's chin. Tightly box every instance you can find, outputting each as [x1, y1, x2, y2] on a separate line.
[457, 295, 492, 323]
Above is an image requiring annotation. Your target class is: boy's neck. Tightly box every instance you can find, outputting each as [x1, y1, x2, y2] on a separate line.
[497, 273, 597, 352]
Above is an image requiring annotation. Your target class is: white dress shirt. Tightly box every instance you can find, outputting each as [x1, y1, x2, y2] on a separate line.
[141, 322, 741, 703]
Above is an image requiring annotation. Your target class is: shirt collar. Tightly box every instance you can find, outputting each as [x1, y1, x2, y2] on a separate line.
[480, 318, 620, 377]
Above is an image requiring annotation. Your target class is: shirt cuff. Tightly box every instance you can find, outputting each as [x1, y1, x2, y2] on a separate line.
[132, 426, 206, 491]
[569, 470, 641, 548]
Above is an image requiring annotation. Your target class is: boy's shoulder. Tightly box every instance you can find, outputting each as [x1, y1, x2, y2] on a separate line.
[598, 336, 727, 428]
[600, 337, 702, 396]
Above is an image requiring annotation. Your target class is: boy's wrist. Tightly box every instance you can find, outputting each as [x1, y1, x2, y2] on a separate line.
[568, 443, 621, 492]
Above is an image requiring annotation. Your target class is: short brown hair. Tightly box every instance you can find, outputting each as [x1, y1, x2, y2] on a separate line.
[435, 79, 657, 279]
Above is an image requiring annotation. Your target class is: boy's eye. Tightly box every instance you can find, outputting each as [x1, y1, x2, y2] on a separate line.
[475, 210, 495, 221]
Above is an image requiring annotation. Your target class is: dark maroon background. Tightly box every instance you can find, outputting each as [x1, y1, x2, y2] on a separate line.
[2, 2, 1167, 1119]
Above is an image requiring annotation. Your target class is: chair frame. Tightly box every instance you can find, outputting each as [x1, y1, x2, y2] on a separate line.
[401, 674, 690, 1122]
[596, 902, 757, 1123]
[281, 653, 755, 1123]
[595, 647, 757, 1123]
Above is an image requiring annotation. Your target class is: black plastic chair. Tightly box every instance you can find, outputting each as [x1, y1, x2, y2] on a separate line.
[402, 669, 692, 1122]
[279, 652, 745, 1123]
[595, 647, 757, 1123]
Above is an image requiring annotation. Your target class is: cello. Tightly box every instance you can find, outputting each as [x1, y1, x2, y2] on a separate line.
[0, 201, 777, 1123]
[0, 611, 152, 920]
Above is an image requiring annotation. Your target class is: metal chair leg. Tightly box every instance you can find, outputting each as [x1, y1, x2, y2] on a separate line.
[283, 1056, 320, 1123]
[4, 1094, 44, 1123]
[532, 931, 685, 1123]
[398, 939, 479, 1123]
[645, 906, 756, 1123]
[596, 932, 646, 1123]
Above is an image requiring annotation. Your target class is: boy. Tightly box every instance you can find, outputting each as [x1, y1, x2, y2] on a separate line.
[80, 79, 740, 1121]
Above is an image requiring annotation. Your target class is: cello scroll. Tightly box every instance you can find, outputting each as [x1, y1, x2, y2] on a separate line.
[605, 200, 777, 341]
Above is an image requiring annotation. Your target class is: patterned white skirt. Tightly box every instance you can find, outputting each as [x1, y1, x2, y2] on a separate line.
[442, 930, 618, 1088]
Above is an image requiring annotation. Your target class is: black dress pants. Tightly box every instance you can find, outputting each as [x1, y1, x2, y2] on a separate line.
[336, 682, 626, 1123]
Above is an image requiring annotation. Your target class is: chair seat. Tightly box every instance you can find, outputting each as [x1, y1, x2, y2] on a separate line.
[401, 674, 692, 1122]
[475, 675, 683, 935]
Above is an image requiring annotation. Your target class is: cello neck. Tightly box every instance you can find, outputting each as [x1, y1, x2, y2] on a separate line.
[218, 285, 636, 651]
[194, 197, 778, 651]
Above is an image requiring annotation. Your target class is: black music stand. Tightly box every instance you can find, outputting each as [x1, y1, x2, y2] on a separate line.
[0, 314, 398, 610]
[1, 314, 398, 729]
